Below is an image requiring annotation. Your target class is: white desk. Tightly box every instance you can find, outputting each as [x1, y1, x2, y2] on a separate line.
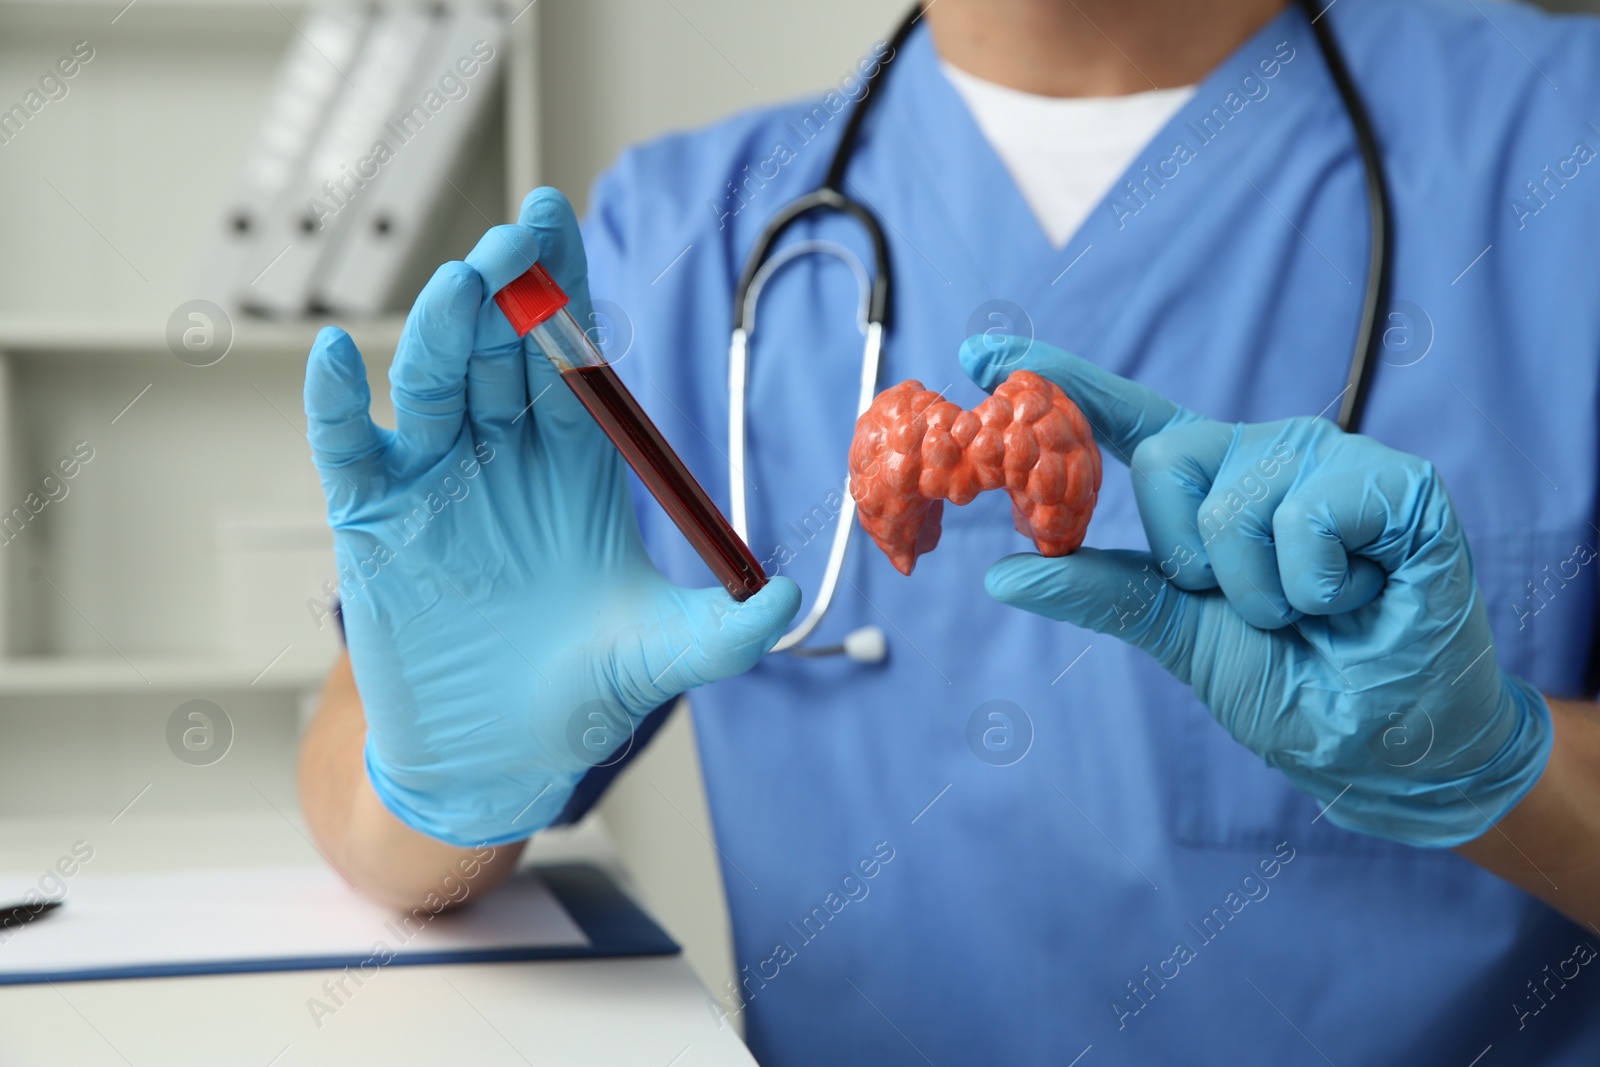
[0, 812, 756, 1067]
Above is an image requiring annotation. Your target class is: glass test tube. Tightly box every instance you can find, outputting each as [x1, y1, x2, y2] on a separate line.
[495, 265, 768, 602]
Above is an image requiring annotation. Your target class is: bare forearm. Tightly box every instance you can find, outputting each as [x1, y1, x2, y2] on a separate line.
[298, 653, 527, 911]
[1456, 697, 1600, 932]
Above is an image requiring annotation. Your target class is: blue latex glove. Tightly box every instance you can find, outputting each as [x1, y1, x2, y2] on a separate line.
[304, 188, 799, 847]
[962, 336, 1552, 847]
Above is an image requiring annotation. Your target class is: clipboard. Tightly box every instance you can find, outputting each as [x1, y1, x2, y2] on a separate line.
[0, 863, 677, 987]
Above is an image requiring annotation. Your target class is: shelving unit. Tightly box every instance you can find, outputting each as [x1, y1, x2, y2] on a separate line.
[0, 0, 538, 813]
[0, 653, 332, 695]
[0, 317, 408, 359]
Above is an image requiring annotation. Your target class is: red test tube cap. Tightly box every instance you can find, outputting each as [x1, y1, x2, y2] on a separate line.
[494, 263, 570, 336]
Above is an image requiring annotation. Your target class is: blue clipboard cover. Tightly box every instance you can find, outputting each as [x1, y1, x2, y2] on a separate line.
[0, 863, 678, 987]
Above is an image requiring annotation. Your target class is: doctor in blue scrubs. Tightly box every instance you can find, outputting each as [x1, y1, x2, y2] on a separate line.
[297, 0, 1600, 1062]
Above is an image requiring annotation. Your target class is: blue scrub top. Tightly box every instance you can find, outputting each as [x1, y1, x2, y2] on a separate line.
[576, 1, 1600, 1062]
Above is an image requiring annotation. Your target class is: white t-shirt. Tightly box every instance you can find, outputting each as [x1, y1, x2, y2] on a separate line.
[941, 62, 1196, 248]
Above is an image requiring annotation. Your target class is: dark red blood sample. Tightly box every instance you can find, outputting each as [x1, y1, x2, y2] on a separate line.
[848, 370, 1102, 575]
[560, 364, 767, 600]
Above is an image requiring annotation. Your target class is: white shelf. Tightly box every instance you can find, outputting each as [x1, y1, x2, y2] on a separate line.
[0, 0, 301, 7]
[0, 317, 407, 358]
[0, 653, 334, 695]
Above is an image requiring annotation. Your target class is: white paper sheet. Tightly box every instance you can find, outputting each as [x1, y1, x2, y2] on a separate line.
[0, 865, 589, 983]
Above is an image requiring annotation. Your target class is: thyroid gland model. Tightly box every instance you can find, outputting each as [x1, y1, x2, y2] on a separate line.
[848, 371, 1102, 575]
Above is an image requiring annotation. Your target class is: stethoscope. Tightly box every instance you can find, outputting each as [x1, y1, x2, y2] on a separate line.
[728, 0, 1391, 663]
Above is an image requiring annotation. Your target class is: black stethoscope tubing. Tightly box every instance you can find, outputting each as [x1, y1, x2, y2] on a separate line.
[731, 0, 1391, 435]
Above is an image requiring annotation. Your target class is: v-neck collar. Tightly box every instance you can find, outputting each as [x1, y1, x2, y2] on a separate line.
[871, 5, 1325, 350]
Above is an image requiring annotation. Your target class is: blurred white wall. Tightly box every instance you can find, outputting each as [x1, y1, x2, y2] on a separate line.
[541, 0, 905, 214]
[536, 0, 904, 1018]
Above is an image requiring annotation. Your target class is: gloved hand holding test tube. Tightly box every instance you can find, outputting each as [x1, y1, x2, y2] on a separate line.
[304, 188, 798, 847]
[494, 264, 768, 602]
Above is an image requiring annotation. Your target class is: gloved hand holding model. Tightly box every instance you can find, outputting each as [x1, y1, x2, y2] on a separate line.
[963, 335, 1553, 848]
[302, 188, 798, 848]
